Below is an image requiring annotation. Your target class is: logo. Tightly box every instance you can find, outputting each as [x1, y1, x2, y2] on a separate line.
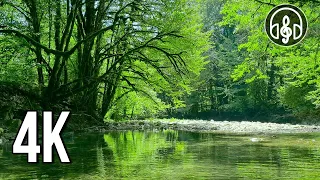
[265, 4, 308, 46]
[12, 111, 71, 163]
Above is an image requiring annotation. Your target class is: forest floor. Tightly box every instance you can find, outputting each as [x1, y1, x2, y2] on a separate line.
[85, 119, 320, 134]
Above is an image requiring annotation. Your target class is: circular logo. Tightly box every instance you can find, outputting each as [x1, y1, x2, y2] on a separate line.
[265, 4, 308, 46]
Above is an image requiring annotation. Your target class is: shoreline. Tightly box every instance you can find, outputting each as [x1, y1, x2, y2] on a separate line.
[85, 119, 320, 134]
[1, 119, 320, 145]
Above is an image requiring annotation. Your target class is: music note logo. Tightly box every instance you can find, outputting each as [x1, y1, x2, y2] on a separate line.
[265, 4, 308, 46]
[280, 15, 292, 44]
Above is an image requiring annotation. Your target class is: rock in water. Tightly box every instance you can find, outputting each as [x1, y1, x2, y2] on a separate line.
[250, 138, 261, 142]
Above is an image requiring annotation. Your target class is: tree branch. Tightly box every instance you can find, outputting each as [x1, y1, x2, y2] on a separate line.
[0, 25, 114, 56]
[253, 0, 276, 7]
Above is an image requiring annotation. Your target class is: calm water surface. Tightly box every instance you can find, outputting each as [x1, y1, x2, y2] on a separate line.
[1, 131, 320, 179]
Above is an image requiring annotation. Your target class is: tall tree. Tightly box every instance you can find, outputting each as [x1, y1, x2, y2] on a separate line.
[0, 0, 210, 123]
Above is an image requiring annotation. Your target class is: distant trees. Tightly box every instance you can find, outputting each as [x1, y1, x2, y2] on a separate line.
[221, 0, 320, 121]
[177, 0, 320, 122]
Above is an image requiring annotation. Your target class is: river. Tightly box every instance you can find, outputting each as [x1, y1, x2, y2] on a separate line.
[1, 130, 320, 179]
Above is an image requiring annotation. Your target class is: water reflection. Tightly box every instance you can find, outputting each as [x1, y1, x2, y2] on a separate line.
[0, 131, 320, 179]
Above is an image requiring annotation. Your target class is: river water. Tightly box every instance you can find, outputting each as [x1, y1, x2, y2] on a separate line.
[1, 130, 320, 179]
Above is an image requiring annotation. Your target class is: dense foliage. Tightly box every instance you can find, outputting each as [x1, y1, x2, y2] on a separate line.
[176, 0, 320, 123]
[0, 0, 319, 130]
[0, 0, 209, 128]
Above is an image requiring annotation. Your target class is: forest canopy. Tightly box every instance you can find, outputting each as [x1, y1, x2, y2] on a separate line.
[0, 0, 210, 126]
[0, 0, 319, 130]
[184, 0, 320, 122]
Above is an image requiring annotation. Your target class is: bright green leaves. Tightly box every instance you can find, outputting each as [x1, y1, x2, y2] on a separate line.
[220, 0, 320, 116]
[102, 0, 211, 119]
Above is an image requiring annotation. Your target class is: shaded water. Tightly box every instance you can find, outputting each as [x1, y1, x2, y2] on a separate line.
[1, 131, 320, 179]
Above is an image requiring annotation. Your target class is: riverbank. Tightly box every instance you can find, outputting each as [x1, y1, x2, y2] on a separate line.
[85, 119, 320, 134]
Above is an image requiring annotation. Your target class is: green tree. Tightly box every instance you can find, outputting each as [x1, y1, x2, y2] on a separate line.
[220, 0, 320, 121]
[0, 0, 210, 125]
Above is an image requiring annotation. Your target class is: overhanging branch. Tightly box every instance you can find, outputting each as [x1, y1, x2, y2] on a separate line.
[0, 25, 114, 56]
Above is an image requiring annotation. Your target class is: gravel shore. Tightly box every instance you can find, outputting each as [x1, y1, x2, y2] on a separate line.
[87, 120, 320, 134]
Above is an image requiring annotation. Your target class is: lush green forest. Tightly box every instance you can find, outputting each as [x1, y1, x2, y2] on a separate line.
[0, 0, 319, 131]
[178, 0, 320, 123]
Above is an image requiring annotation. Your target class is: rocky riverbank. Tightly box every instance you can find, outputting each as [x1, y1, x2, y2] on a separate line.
[85, 119, 320, 134]
[1, 120, 320, 145]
